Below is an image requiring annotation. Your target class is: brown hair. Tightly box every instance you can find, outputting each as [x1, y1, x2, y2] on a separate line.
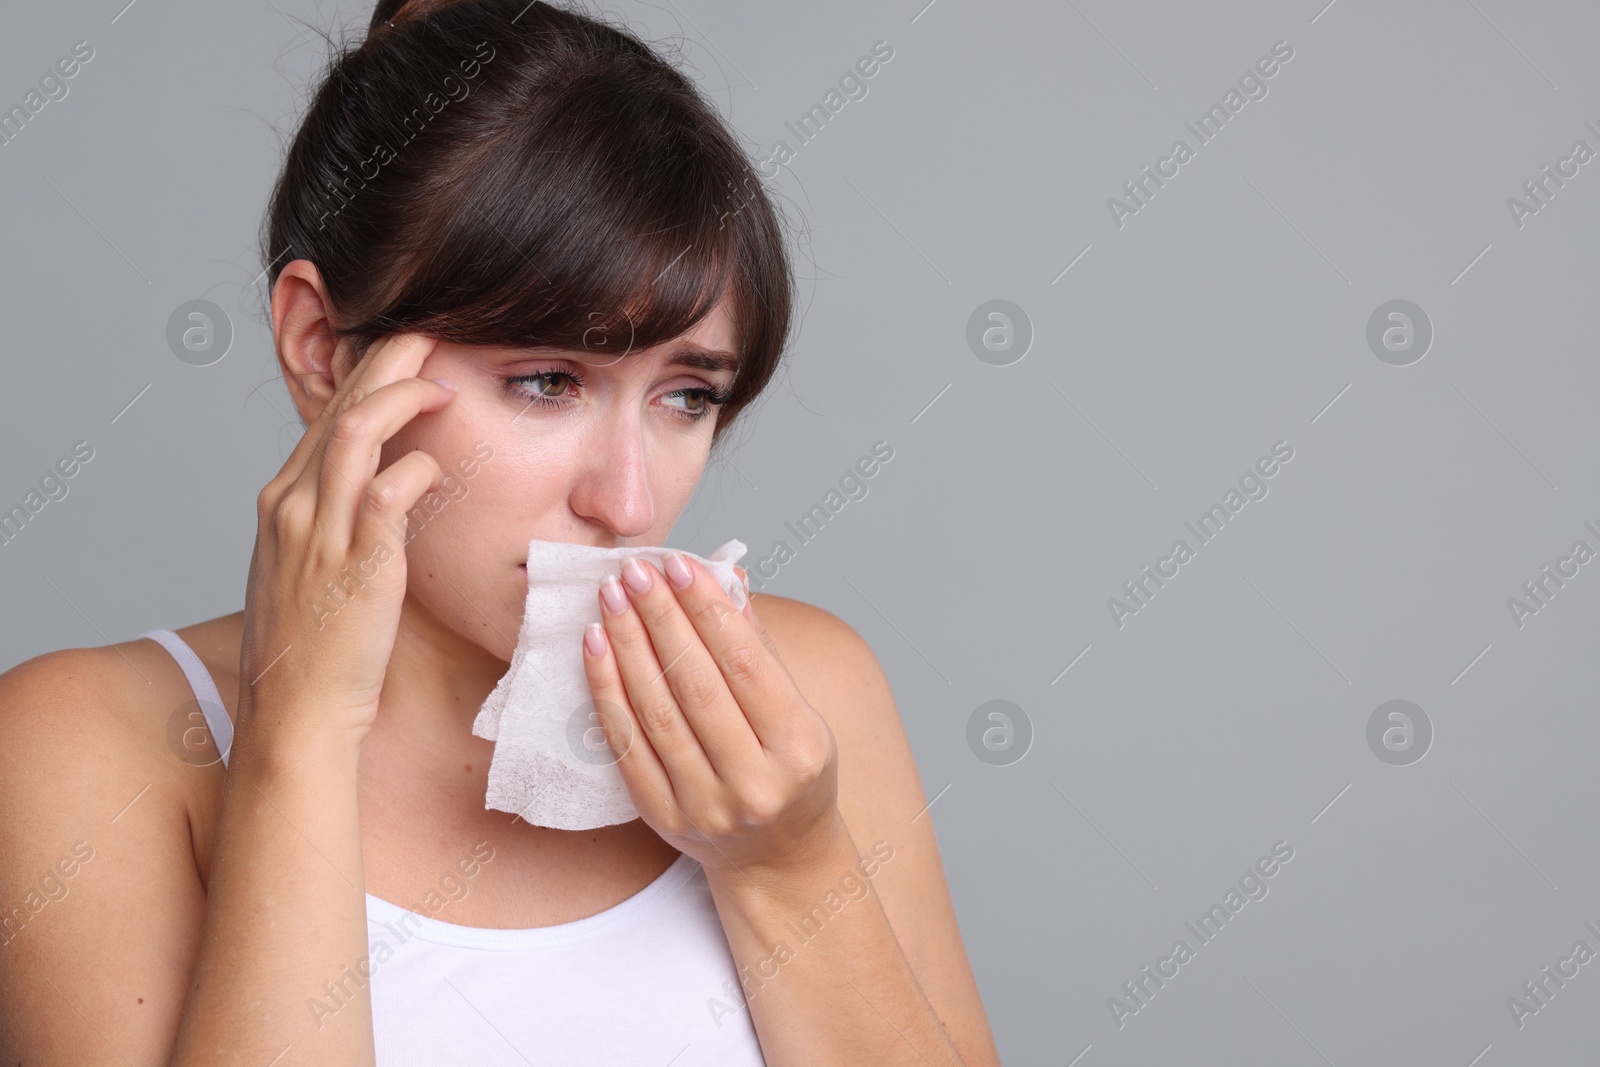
[260, 0, 793, 448]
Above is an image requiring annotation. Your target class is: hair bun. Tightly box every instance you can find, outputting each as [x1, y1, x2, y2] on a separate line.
[367, 0, 462, 36]
[368, 0, 407, 34]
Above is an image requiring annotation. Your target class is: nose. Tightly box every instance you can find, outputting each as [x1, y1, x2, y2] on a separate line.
[568, 408, 656, 539]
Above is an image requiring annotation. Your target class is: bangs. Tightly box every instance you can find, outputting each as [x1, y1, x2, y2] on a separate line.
[365, 68, 747, 364]
[268, 0, 795, 447]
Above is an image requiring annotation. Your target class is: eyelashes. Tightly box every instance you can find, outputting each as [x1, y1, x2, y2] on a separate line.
[506, 368, 731, 424]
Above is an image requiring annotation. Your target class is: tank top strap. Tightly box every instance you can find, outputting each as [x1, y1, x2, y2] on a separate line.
[138, 629, 233, 769]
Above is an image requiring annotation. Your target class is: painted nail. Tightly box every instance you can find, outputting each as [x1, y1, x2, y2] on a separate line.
[600, 574, 629, 614]
[584, 622, 608, 658]
[663, 551, 693, 589]
[621, 556, 653, 594]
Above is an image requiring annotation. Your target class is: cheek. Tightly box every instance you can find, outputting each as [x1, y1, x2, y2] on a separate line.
[656, 463, 704, 515]
[376, 429, 518, 602]
[377, 394, 458, 476]
[649, 429, 713, 492]
[399, 450, 558, 566]
[396, 473, 527, 657]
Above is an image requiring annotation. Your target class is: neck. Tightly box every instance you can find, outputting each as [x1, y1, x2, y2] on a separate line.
[358, 596, 512, 818]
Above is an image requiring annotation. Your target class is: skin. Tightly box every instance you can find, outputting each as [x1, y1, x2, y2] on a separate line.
[0, 260, 1001, 1065]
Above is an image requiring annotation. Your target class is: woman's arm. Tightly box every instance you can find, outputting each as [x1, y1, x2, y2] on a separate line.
[579, 559, 1000, 1066]
[169, 713, 371, 1065]
[0, 332, 455, 1066]
[0, 648, 373, 1067]
[707, 599, 1002, 1067]
[707, 815, 976, 1065]
[0, 649, 207, 1066]
[167, 331, 453, 1064]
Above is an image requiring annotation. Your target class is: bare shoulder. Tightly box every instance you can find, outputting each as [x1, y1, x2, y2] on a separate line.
[0, 622, 235, 776]
[0, 637, 213, 1063]
[746, 590, 857, 658]
[0, 634, 213, 857]
[743, 590, 894, 752]
[743, 591, 1002, 1067]
[0, 639, 177, 786]
[747, 590, 906, 735]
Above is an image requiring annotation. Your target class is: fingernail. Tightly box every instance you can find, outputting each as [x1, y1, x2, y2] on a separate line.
[600, 574, 629, 614]
[428, 376, 456, 390]
[584, 622, 609, 658]
[621, 556, 652, 594]
[663, 551, 693, 589]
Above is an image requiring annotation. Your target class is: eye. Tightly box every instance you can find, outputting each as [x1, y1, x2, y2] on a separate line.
[662, 386, 730, 419]
[510, 370, 577, 400]
[505, 368, 731, 425]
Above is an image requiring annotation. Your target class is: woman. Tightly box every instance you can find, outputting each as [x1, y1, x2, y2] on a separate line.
[0, 1, 998, 1063]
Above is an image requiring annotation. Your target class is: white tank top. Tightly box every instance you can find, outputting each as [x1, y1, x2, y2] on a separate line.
[140, 628, 768, 1066]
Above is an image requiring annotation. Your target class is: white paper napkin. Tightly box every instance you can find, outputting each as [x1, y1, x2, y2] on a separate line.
[473, 536, 749, 830]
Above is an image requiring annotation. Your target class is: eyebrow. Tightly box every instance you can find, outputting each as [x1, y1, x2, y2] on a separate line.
[666, 344, 740, 374]
[506, 342, 740, 373]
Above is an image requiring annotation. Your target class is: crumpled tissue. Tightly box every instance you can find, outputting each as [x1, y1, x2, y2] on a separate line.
[473, 536, 749, 830]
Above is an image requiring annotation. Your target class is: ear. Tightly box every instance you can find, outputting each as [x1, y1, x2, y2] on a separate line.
[271, 259, 354, 426]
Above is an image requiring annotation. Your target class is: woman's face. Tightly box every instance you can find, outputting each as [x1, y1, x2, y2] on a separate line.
[368, 296, 740, 662]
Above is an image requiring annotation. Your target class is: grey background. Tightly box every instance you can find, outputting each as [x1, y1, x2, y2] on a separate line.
[4, 0, 1599, 1062]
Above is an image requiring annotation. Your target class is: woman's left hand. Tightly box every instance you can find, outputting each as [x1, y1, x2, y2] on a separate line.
[581, 553, 842, 882]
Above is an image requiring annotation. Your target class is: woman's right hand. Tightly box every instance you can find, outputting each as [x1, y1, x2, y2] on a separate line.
[238, 331, 458, 748]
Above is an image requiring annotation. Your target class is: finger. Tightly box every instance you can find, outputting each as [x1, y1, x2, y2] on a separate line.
[579, 621, 675, 809]
[742, 589, 786, 670]
[736, 568, 769, 638]
[618, 556, 765, 779]
[273, 332, 433, 491]
[297, 333, 441, 504]
[598, 564, 723, 797]
[663, 553, 797, 749]
[303, 374, 458, 552]
[348, 446, 446, 564]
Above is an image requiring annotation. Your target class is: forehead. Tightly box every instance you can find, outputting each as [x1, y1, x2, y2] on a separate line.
[663, 292, 736, 351]
[581, 292, 739, 371]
